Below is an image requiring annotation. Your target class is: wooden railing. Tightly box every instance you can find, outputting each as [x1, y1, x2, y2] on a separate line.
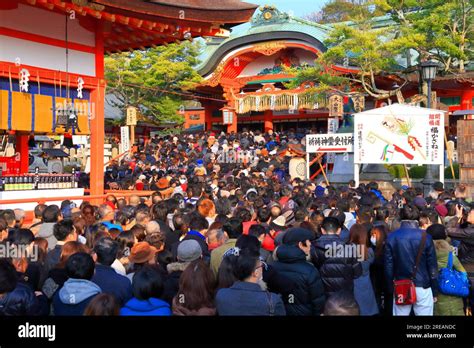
[307, 153, 328, 181]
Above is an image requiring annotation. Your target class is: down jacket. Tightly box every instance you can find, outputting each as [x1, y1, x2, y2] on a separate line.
[0, 283, 42, 316]
[312, 234, 362, 296]
[271, 244, 326, 316]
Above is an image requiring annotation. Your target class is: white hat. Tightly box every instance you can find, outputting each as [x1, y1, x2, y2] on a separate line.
[138, 174, 146, 181]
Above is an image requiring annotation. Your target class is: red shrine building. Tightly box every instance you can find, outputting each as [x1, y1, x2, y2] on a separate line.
[196, 6, 474, 134]
[0, 0, 257, 201]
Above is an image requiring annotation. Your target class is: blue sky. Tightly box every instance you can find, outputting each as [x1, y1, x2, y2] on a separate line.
[247, 0, 329, 17]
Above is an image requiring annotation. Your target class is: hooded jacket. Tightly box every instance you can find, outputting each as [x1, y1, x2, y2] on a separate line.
[271, 245, 326, 316]
[52, 279, 101, 316]
[120, 297, 171, 316]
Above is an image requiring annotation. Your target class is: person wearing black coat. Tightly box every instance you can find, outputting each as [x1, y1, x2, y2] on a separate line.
[312, 218, 362, 297]
[0, 259, 44, 316]
[271, 228, 326, 316]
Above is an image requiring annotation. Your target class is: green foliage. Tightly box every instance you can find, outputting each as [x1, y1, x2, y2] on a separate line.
[377, 0, 474, 72]
[298, 0, 473, 99]
[385, 164, 405, 178]
[385, 164, 458, 179]
[105, 41, 203, 125]
[285, 62, 349, 92]
[409, 165, 427, 179]
[445, 163, 459, 179]
[293, 21, 404, 99]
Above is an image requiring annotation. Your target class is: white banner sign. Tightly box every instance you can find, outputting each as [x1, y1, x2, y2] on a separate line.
[306, 133, 354, 153]
[327, 118, 340, 163]
[120, 126, 130, 154]
[354, 104, 444, 164]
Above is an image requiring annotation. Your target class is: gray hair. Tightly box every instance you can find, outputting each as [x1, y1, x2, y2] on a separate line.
[14, 208, 26, 222]
[145, 221, 160, 235]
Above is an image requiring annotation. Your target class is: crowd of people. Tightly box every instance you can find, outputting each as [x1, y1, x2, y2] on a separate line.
[0, 130, 473, 316]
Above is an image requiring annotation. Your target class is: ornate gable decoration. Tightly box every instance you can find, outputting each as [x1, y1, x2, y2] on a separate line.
[253, 41, 286, 56]
[251, 5, 290, 27]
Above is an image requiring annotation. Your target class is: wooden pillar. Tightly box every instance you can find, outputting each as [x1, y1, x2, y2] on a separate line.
[227, 115, 237, 133]
[90, 24, 105, 204]
[461, 90, 474, 110]
[16, 134, 29, 174]
[264, 110, 273, 132]
[204, 104, 213, 131]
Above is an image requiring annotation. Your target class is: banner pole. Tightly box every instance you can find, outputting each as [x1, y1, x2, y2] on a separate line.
[306, 152, 310, 181]
[354, 163, 360, 187]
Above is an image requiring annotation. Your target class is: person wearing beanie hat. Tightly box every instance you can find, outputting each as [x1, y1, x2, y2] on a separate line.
[163, 240, 203, 303]
[281, 227, 314, 246]
[271, 227, 326, 316]
[428, 224, 466, 315]
[435, 203, 448, 218]
[177, 240, 202, 262]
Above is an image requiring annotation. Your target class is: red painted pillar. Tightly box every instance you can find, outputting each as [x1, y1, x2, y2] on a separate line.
[16, 134, 29, 174]
[461, 90, 474, 110]
[227, 116, 237, 133]
[264, 110, 273, 132]
[90, 23, 105, 204]
[204, 104, 213, 131]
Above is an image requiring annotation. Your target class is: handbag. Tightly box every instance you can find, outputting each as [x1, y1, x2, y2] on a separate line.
[393, 232, 426, 305]
[438, 251, 470, 297]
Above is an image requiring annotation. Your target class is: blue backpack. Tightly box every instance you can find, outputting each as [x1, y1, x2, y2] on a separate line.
[438, 251, 470, 297]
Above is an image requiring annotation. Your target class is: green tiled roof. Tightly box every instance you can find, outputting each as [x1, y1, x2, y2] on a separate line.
[197, 6, 332, 74]
[197, 6, 402, 75]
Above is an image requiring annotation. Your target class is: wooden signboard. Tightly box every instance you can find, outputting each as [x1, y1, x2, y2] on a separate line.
[457, 120, 474, 198]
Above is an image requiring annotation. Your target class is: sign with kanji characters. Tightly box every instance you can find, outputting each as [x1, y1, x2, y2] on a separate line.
[126, 106, 138, 126]
[354, 103, 445, 164]
[351, 95, 365, 113]
[329, 95, 343, 117]
[306, 133, 354, 153]
[327, 118, 340, 163]
[120, 126, 130, 154]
